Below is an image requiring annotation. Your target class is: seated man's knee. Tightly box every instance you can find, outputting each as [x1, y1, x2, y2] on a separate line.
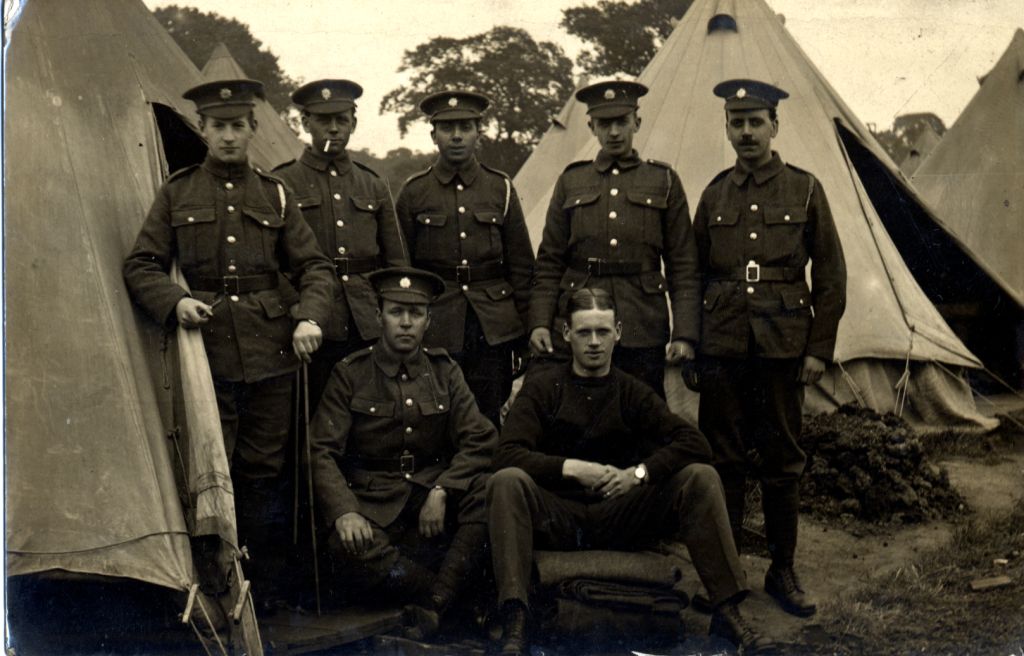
[670, 463, 723, 494]
[486, 467, 536, 502]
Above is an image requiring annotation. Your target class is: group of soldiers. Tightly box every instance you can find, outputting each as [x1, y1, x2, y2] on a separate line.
[123, 69, 846, 655]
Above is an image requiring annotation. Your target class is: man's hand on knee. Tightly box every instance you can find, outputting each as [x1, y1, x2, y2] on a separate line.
[336, 512, 374, 554]
[418, 486, 447, 538]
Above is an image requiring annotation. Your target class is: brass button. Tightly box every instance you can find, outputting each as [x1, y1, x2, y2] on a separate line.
[424, 218, 431, 224]
[456, 184, 464, 191]
[438, 404, 444, 410]
[784, 214, 791, 222]
[330, 169, 338, 177]
[750, 204, 759, 211]
[368, 203, 374, 209]
[225, 182, 234, 190]
[187, 216, 195, 223]
[227, 264, 237, 273]
[401, 374, 408, 381]
[227, 205, 235, 212]
[461, 259, 468, 265]
[262, 220, 270, 225]
[405, 398, 414, 407]
[458, 206, 466, 214]
[336, 220, 344, 227]
[226, 235, 237, 244]
[369, 406, 376, 413]
[715, 216, 722, 222]
[575, 198, 581, 205]
[749, 232, 758, 240]
[459, 232, 467, 239]
[230, 294, 240, 302]
[333, 193, 341, 200]
[746, 286, 754, 294]
[610, 238, 618, 247]
[461, 285, 469, 291]
[646, 198, 652, 205]
[609, 211, 618, 219]
[610, 188, 619, 196]
[404, 473, 412, 480]
[338, 246, 346, 254]
[611, 168, 620, 175]
[341, 274, 349, 281]
[405, 427, 413, 434]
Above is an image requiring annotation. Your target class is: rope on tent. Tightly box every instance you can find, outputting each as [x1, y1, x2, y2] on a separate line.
[929, 359, 1024, 433]
[188, 618, 217, 656]
[194, 593, 230, 656]
[835, 360, 867, 407]
[893, 328, 916, 418]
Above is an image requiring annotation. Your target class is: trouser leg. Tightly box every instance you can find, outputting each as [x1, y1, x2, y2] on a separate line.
[613, 346, 666, 399]
[453, 307, 512, 429]
[486, 468, 586, 608]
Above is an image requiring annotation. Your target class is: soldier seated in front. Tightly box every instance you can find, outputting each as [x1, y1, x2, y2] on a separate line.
[310, 267, 497, 640]
[488, 288, 776, 655]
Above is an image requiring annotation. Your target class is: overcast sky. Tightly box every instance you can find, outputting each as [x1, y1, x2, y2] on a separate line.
[138, 0, 1021, 156]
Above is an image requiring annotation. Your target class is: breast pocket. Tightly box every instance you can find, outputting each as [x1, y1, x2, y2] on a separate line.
[243, 206, 285, 265]
[170, 207, 217, 267]
[764, 207, 808, 262]
[474, 210, 504, 259]
[561, 190, 601, 244]
[413, 213, 448, 261]
[626, 189, 668, 249]
[706, 209, 741, 269]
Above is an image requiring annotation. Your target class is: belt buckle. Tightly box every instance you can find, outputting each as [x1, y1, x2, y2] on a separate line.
[586, 257, 604, 276]
[334, 258, 350, 276]
[399, 454, 416, 475]
[745, 260, 760, 283]
[456, 265, 471, 284]
[222, 275, 241, 295]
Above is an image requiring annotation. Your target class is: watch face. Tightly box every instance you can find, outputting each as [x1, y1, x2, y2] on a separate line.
[635, 465, 647, 480]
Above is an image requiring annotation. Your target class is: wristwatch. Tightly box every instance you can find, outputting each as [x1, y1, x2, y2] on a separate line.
[633, 463, 648, 484]
[302, 318, 319, 326]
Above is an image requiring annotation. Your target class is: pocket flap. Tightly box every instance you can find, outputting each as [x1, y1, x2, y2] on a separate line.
[351, 397, 395, 417]
[702, 286, 723, 312]
[626, 190, 668, 209]
[708, 210, 739, 227]
[244, 206, 284, 228]
[485, 280, 514, 301]
[419, 397, 451, 416]
[170, 207, 216, 227]
[559, 268, 591, 291]
[350, 196, 379, 212]
[780, 289, 811, 310]
[765, 207, 808, 225]
[295, 196, 321, 210]
[475, 210, 504, 226]
[258, 295, 289, 318]
[562, 191, 601, 210]
[416, 213, 447, 227]
[640, 271, 668, 294]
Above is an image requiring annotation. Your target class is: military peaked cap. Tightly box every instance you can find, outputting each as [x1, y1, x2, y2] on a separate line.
[369, 267, 446, 304]
[713, 79, 790, 111]
[292, 79, 363, 114]
[183, 78, 264, 119]
[419, 90, 490, 122]
[575, 80, 648, 118]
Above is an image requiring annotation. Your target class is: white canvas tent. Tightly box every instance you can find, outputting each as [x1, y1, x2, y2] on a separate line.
[514, 0, 996, 431]
[898, 123, 942, 177]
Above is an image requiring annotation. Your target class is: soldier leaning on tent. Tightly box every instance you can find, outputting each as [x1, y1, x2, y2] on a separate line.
[309, 267, 496, 641]
[528, 80, 700, 398]
[123, 78, 335, 609]
[687, 79, 847, 618]
[273, 79, 408, 415]
[395, 90, 535, 429]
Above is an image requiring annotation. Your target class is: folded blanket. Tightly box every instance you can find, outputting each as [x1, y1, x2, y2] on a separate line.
[556, 578, 686, 615]
[534, 550, 683, 588]
[541, 597, 682, 643]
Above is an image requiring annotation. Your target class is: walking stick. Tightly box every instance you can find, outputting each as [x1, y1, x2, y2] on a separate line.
[293, 369, 301, 546]
[302, 363, 323, 616]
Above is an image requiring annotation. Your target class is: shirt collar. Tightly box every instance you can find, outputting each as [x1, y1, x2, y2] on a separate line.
[201, 155, 250, 180]
[594, 148, 642, 173]
[372, 342, 430, 379]
[431, 155, 480, 186]
[730, 151, 785, 186]
[299, 146, 351, 175]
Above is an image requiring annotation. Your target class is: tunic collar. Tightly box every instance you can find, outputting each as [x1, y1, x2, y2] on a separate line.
[431, 155, 481, 186]
[372, 342, 430, 379]
[201, 155, 250, 180]
[300, 146, 352, 175]
[594, 148, 642, 173]
[730, 151, 785, 186]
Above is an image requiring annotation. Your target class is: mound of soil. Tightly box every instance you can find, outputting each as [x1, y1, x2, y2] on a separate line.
[799, 405, 967, 524]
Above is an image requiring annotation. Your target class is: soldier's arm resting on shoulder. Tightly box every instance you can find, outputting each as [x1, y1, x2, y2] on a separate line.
[123, 185, 192, 328]
[528, 178, 572, 354]
[433, 364, 498, 492]
[803, 178, 847, 382]
[661, 168, 701, 360]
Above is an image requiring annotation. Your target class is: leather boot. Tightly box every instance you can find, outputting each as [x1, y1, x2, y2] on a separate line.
[765, 565, 816, 617]
[403, 523, 488, 641]
[499, 600, 529, 656]
[709, 601, 777, 654]
[761, 482, 799, 568]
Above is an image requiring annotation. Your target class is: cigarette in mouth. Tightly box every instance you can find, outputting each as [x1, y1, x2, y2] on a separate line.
[323, 139, 332, 152]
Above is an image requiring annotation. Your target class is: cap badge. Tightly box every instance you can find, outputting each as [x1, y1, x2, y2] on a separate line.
[736, 88, 747, 99]
[603, 89, 616, 100]
[321, 88, 332, 100]
[399, 277, 412, 289]
[447, 96, 459, 108]
[220, 88, 232, 99]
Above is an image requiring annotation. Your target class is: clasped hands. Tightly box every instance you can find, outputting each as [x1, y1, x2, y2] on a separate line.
[562, 458, 640, 500]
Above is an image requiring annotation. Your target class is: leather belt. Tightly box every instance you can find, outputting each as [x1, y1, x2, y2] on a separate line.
[570, 257, 661, 276]
[190, 272, 278, 294]
[344, 454, 440, 474]
[707, 263, 803, 283]
[424, 261, 504, 284]
[333, 256, 380, 276]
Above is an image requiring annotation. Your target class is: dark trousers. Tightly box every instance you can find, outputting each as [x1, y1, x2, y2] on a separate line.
[697, 355, 806, 567]
[214, 373, 295, 595]
[486, 464, 746, 609]
[452, 307, 513, 429]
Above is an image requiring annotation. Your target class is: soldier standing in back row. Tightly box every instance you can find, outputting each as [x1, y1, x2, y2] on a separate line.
[274, 79, 408, 414]
[123, 78, 335, 607]
[691, 79, 846, 618]
[396, 91, 534, 428]
[529, 80, 700, 398]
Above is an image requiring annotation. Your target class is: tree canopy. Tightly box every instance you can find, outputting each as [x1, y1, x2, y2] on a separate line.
[152, 5, 299, 111]
[561, 0, 693, 77]
[870, 112, 947, 164]
[380, 26, 574, 175]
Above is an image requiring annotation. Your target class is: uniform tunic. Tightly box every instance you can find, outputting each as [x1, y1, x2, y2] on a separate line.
[529, 149, 700, 395]
[692, 152, 846, 565]
[396, 156, 534, 425]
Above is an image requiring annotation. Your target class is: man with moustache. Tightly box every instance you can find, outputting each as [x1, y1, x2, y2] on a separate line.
[274, 79, 408, 413]
[488, 288, 775, 655]
[395, 90, 534, 428]
[123, 78, 335, 606]
[690, 79, 846, 618]
[529, 80, 700, 398]
[310, 267, 497, 640]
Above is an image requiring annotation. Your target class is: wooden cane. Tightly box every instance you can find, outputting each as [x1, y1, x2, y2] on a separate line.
[302, 363, 323, 616]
